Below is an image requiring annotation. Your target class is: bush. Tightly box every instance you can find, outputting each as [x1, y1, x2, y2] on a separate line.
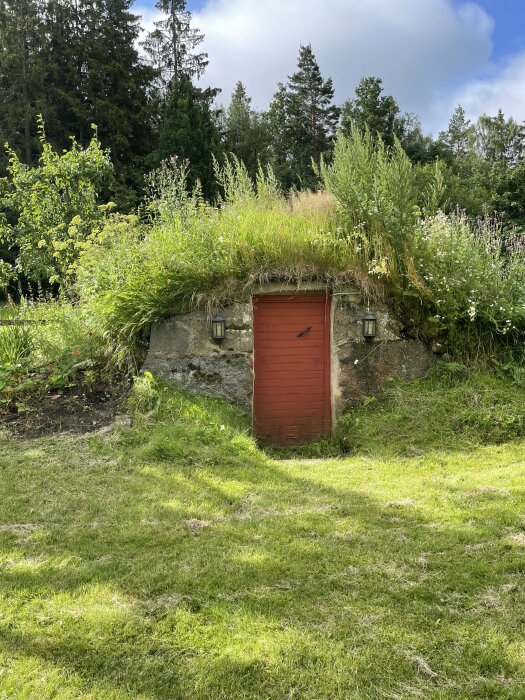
[0, 117, 113, 289]
[320, 125, 446, 285]
[412, 212, 525, 354]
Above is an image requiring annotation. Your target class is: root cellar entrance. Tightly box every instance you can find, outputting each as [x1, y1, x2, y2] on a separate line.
[252, 294, 332, 446]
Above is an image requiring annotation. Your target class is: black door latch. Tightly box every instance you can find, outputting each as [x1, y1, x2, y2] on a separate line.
[297, 326, 311, 337]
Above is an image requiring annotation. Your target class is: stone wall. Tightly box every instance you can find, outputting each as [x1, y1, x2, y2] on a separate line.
[143, 302, 254, 412]
[142, 286, 433, 421]
[331, 294, 433, 416]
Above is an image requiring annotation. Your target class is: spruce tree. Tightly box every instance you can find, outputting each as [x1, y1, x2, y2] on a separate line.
[222, 81, 268, 178]
[0, 0, 47, 165]
[143, 0, 207, 90]
[156, 75, 220, 197]
[81, 0, 156, 206]
[43, 0, 89, 148]
[341, 76, 400, 147]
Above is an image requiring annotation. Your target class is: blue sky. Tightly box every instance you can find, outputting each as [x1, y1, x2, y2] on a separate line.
[470, 0, 525, 59]
[138, 0, 525, 133]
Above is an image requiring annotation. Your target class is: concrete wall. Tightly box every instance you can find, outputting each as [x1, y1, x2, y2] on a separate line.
[143, 285, 433, 421]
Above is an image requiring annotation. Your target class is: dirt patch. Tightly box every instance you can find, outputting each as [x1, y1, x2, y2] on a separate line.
[0, 382, 130, 438]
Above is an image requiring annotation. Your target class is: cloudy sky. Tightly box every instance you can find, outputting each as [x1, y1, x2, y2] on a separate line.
[136, 0, 525, 134]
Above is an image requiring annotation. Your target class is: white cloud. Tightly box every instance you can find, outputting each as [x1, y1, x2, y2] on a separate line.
[448, 50, 525, 127]
[192, 0, 494, 132]
[134, 4, 161, 37]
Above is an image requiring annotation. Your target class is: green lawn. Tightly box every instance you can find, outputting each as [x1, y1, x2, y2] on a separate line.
[0, 414, 524, 699]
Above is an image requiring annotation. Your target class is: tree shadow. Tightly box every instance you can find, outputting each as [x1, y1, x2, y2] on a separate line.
[0, 435, 524, 698]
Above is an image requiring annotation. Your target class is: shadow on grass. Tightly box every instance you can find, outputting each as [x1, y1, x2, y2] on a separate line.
[0, 432, 524, 699]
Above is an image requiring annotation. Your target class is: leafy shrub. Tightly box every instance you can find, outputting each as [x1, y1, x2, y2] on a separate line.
[412, 212, 525, 353]
[320, 125, 446, 285]
[0, 117, 113, 288]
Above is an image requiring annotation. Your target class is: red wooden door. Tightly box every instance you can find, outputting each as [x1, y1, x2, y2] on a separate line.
[252, 294, 332, 446]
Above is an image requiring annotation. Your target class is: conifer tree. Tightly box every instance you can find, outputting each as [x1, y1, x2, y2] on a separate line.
[222, 82, 268, 177]
[268, 44, 339, 188]
[439, 105, 473, 159]
[155, 75, 220, 197]
[43, 0, 89, 148]
[143, 0, 207, 90]
[81, 0, 155, 205]
[0, 0, 47, 165]
[341, 76, 400, 147]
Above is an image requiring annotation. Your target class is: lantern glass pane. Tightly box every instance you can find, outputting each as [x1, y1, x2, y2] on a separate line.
[212, 319, 225, 339]
[364, 319, 375, 337]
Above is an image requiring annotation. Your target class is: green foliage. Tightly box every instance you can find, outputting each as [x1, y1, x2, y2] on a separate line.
[412, 212, 525, 351]
[76, 158, 351, 356]
[0, 298, 107, 406]
[0, 324, 33, 367]
[267, 45, 339, 189]
[0, 119, 113, 287]
[0, 0, 47, 166]
[222, 81, 269, 179]
[154, 75, 221, 198]
[321, 125, 445, 285]
[144, 0, 208, 85]
[341, 76, 401, 147]
[335, 365, 525, 456]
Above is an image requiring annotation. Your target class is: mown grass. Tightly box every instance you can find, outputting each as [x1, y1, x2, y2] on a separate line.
[0, 383, 524, 699]
[335, 365, 525, 457]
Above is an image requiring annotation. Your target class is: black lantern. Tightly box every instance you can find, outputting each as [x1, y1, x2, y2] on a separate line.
[362, 311, 377, 341]
[211, 313, 226, 341]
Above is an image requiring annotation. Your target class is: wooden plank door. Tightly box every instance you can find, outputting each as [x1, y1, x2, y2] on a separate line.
[252, 294, 332, 446]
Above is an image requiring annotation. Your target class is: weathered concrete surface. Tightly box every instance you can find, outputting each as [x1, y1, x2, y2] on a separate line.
[143, 287, 433, 420]
[142, 303, 254, 412]
[330, 296, 432, 416]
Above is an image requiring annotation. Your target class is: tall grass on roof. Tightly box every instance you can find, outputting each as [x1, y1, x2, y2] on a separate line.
[320, 125, 446, 286]
[76, 158, 367, 359]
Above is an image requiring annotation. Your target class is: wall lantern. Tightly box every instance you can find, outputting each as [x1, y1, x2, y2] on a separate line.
[362, 311, 377, 341]
[211, 313, 226, 341]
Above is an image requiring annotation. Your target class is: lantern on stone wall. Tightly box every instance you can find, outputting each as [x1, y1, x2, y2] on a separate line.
[211, 314, 226, 341]
[362, 311, 377, 341]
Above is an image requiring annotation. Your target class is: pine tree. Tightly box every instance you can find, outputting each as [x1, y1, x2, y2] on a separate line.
[267, 44, 339, 188]
[287, 44, 339, 170]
